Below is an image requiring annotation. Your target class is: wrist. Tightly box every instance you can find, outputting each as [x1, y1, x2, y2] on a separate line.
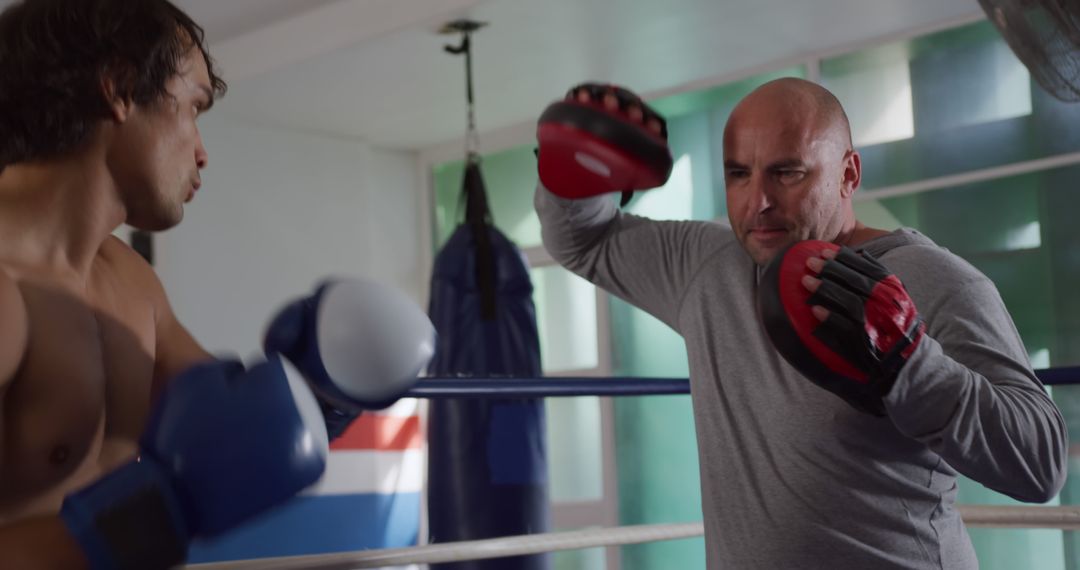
[60, 458, 189, 570]
[317, 397, 362, 440]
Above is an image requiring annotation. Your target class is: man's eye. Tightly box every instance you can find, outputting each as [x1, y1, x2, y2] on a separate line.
[726, 169, 749, 179]
[777, 170, 805, 181]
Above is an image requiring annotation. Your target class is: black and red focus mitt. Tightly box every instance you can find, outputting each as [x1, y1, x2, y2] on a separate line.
[758, 240, 926, 416]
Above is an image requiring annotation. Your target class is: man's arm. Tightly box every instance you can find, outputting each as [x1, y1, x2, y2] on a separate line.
[886, 276, 1068, 503]
[105, 236, 213, 398]
[536, 185, 733, 330]
[534, 83, 738, 330]
[151, 297, 213, 398]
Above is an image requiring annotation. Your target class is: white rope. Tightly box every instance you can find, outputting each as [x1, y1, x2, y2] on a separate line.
[185, 506, 1080, 570]
[185, 522, 703, 569]
[959, 504, 1080, 529]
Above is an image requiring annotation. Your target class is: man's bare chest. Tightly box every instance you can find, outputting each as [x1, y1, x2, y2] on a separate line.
[0, 270, 156, 511]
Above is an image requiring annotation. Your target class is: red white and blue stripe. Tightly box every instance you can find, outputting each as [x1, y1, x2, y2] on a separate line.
[187, 399, 424, 564]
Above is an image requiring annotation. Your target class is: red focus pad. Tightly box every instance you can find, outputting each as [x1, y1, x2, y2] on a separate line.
[537, 84, 673, 200]
[759, 240, 884, 416]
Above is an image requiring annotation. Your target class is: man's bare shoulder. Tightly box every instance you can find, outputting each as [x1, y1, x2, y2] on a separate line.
[98, 235, 166, 295]
[99, 235, 151, 270]
[97, 237, 211, 382]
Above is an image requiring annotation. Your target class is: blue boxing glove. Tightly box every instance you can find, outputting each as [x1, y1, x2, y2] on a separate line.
[264, 277, 436, 439]
[60, 355, 327, 570]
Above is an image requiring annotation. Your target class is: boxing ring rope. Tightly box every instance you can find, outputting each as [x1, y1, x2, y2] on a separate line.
[411, 365, 1080, 398]
[186, 506, 1080, 569]
[185, 366, 1080, 569]
[959, 505, 1080, 529]
[410, 376, 691, 398]
[187, 523, 703, 569]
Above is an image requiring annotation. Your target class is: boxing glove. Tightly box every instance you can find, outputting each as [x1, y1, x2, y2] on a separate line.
[61, 355, 328, 570]
[264, 277, 436, 438]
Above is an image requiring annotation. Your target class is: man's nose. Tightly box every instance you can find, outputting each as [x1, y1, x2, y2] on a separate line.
[195, 132, 209, 169]
[747, 174, 776, 214]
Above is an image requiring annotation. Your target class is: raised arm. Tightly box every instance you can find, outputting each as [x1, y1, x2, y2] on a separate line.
[535, 84, 736, 329]
[537, 188, 731, 329]
[101, 236, 213, 399]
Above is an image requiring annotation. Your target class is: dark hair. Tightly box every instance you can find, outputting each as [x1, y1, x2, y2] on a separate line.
[0, 0, 227, 170]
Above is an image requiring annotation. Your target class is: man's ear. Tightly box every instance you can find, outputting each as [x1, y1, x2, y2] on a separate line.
[840, 149, 861, 199]
[100, 69, 134, 123]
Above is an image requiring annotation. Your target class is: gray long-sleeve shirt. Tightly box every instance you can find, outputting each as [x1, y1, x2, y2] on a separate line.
[535, 186, 1068, 569]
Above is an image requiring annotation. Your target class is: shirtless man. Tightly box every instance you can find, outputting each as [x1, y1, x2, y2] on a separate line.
[0, 1, 434, 568]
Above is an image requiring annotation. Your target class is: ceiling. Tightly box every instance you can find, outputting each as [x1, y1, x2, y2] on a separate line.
[180, 0, 345, 44]
[2, 0, 986, 151]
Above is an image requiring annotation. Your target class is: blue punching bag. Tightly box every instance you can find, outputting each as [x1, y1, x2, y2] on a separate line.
[427, 158, 551, 569]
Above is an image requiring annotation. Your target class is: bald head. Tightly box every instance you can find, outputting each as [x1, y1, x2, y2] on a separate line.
[729, 77, 852, 150]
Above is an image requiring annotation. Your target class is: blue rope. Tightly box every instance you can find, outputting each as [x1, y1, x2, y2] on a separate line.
[409, 366, 1080, 399]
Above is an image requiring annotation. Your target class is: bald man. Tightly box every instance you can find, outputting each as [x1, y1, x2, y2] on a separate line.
[535, 78, 1067, 569]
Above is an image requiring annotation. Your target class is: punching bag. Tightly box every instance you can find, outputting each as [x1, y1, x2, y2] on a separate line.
[426, 158, 551, 569]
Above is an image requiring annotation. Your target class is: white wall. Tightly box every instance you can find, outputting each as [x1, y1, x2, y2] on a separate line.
[155, 113, 428, 359]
